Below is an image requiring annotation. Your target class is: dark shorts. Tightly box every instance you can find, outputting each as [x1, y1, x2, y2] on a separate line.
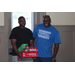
[33, 57, 52, 62]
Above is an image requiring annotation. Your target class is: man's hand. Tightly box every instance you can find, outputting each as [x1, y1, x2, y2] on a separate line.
[52, 57, 56, 62]
[52, 44, 59, 62]
[18, 51, 23, 59]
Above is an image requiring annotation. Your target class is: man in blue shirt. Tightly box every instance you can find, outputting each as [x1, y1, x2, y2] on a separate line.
[33, 15, 61, 62]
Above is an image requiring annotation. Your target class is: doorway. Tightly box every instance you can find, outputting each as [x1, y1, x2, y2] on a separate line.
[6, 12, 46, 62]
[9, 12, 34, 61]
[11, 12, 34, 31]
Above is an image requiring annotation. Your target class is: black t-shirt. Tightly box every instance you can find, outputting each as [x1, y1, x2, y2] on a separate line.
[9, 26, 33, 55]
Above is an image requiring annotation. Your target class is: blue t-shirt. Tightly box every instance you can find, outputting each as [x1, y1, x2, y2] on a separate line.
[33, 24, 61, 57]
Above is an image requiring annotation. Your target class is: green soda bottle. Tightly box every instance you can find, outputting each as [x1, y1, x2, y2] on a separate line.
[18, 43, 28, 52]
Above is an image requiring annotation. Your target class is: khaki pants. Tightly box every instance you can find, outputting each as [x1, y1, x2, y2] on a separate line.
[12, 56, 33, 62]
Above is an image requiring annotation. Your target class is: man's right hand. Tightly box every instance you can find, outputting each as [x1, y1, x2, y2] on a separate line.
[18, 52, 23, 59]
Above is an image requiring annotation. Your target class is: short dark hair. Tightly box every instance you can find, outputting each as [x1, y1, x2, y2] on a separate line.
[43, 15, 51, 20]
[18, 16, 25, 21]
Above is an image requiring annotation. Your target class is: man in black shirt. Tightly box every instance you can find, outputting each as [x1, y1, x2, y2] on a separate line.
[9, 16, 34, 62]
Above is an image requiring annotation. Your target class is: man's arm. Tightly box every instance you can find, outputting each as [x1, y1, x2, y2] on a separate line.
[11, 39, 21, 58]
[52, 43, 59, 62]
[33, 37, 36, 46]
[30, 39, 34, 47]
[32, 37, 36, 59]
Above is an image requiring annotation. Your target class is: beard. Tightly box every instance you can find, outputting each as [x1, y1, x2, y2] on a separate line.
[20, 23, 26, 27]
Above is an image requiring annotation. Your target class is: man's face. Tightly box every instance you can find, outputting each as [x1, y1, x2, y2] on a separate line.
[19, 18, 26, 27]
[43, 17, 51, 27]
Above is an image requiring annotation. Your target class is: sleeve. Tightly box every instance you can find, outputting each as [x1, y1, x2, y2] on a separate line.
[9, 29, 17, 39]
[54, 32, 61, 44]
[33, 26, 37, 38]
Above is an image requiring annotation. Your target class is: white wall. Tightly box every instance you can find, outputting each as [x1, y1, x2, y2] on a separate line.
[46, 12, 75, 25]
[0, 12, 4, 26]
